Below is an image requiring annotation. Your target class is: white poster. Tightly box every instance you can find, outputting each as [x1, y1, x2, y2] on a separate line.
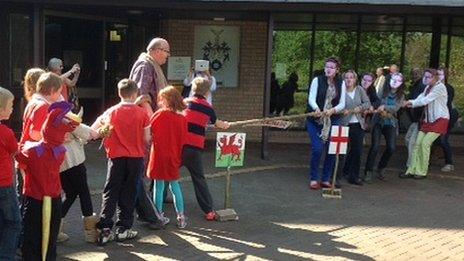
[167, 56, 192, 81]
[194, 25, 240, 88]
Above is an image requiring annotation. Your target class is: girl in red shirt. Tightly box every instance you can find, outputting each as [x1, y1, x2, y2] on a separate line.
[147, 86, 188, 228]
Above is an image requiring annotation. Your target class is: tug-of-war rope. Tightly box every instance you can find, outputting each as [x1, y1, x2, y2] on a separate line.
[225, 109, 394, 129]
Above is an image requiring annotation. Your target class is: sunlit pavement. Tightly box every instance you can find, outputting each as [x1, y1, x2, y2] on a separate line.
[58, 142, 464, 260]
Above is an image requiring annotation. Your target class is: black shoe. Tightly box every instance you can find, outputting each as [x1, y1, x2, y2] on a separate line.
[377, 169, 387, 181]
[334, 179, 342, 189]
[348, 179, 363, 186]
[399, 173, 414, 179]
[414, 175, 427, 180]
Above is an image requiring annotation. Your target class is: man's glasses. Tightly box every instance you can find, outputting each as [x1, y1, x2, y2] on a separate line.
[158, 48, 170, 54]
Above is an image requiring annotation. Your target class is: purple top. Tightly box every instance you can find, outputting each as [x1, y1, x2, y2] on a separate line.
[129, 59, 159, 110]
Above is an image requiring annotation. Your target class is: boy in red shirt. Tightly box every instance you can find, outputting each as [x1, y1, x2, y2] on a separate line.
[92, 79, 150, 245]
[183, 77, 229, 220]
[16, 101, 80, 261]
[0, 87, 21, 260]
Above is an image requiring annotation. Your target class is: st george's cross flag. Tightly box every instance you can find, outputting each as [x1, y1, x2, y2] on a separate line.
[328, 125, 349, 155]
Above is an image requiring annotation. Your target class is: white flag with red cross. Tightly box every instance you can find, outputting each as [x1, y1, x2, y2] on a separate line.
[328, 125, 349, 155]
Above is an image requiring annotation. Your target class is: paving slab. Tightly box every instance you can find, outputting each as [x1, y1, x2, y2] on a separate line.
[57, 141, 464, 260]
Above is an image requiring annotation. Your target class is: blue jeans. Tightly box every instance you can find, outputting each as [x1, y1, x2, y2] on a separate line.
[306, 119, 339, 183]
[0, 186, 21, 261]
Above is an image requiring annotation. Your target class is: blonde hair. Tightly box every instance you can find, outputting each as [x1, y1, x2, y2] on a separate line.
[158, 86, 186, 112]
[117, 78, 138, 98]
[191, 77, 211, 96]
[0, 86, 14, 110]
[36, 72, 63, 95]
[24, 68, 45, 101]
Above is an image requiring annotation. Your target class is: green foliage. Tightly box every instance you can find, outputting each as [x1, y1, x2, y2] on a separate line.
[272, 30, 464, 117]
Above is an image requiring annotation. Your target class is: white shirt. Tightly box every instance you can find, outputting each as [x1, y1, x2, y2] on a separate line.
[308, 77, 346, 113]
[60, 124, 95, 172]
[346, 90, 358, 123]
[411, 82, 449, 122]
[184, 73, 217, 105]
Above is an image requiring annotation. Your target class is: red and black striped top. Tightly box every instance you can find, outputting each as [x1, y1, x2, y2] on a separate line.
[184, 95, 217, 149]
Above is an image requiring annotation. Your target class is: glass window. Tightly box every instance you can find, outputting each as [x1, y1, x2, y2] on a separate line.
[10, 13, 31, 89]
[272, 30, 311, 115]
[448, 18, 464, 118]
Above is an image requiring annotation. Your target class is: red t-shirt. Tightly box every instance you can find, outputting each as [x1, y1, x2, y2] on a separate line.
[102, 103, 150, 159]
[146, 110, 187, 181]
[16, 142, 65, 200]
[20, 95, 50, 146]
[0, 124, 18, 187]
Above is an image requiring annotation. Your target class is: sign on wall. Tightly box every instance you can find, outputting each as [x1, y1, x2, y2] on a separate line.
[194, 25, 240, 88]
[167, 56, 192, 81]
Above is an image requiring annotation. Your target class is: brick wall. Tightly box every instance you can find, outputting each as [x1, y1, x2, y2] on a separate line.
[161, 19, 268, 141]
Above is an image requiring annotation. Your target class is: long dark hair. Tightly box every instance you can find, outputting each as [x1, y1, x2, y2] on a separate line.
[361, 72, 377, 98]
[382, 72, 405, 101]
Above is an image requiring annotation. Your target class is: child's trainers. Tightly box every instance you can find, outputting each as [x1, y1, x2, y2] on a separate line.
[177, 214, 187, 229]
[205, 211, 217, 221]
[115, 227, 138, 242]
[159, 212, 170, 226]
[97, 228, 114, 246]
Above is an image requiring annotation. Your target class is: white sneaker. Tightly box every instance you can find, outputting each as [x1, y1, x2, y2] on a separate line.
[159, 212, 170, 226]
[441, 164, 454, 172]
[116, 227, 138, 242]
[177, 214, 187, 229]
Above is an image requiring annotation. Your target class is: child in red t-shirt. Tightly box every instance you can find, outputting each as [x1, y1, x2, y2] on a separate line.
[147, 86, 188, 228]
[0, 87, 21, 260]
[20, 72, 64, 146]
[16, 101, 79, 261]
[92, 79, 150, 245]
[17, 71, 63, 203]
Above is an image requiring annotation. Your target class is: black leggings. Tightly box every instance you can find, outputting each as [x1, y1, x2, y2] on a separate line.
[365, 124, 397, 171]
[60, 163, 93, 218]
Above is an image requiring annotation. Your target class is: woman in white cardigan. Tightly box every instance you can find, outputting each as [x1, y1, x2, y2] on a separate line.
[401, 69, 449, 179]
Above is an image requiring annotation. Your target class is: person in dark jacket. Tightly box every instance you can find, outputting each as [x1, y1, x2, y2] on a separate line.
[404, 68, 425, 169]
[277, 72, 298, 115]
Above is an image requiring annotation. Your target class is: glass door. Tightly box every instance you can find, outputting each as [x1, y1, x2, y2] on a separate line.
[45, 15, 104, 123]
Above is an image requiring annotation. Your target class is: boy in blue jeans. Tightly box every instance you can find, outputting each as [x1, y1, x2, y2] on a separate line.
[0, 86, 21, 260]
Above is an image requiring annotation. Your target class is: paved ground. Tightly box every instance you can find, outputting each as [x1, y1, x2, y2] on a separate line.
[58, 139, 464, 261]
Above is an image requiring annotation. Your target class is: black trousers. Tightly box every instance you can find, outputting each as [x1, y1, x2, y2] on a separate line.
[97, 157, 142, 230]
[182, 145, 213, 214]
[342, 123, 365, 182]
[60, 163, 93, 217]
[365, 124, 397, 171]
[135, 174, 159, 223]
[22, 196, 61, 261]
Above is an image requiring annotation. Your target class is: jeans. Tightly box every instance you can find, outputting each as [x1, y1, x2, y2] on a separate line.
[306, 119, 339, 183]
[365, 124, 397, 171]
[342, 123, 365, 182]
[439, 133, 453, 165]
[0, 186, 21, 261]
